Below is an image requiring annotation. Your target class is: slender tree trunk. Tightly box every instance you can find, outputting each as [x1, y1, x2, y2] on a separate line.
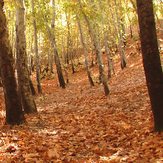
[77, 15, 94, 86]
[114, 0, 127, 69]
[125, 1, 133, 38]
[0, 0, 25, 124]
[45, 24, 66, 88]
[66, 12, 75, 74]
[78, 0, 109, 95]
[16, 0, 37, 114]
[50, 0, 65, 88]
[61, 36, 69, 84]
[48, 50, 54, 75]
[128, 20, 133, 39]
[65, 53, 69, 65]
[91, 49, 95, 67]
[107, 1, 118, 49]
[31, 0, 42, 93]
[136, 0, 163, 132]
[129, 0, 140, 36]
[29, 78, 36, 95]
[70, 52, 75, 74]
[98, 1, 114, 79]
[104, 35, 113, 79]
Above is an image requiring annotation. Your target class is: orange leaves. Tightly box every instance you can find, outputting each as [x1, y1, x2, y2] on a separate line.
[0, 44, 163, 162]
[47, 147, 60, 159]
[5, 145, 17, 153]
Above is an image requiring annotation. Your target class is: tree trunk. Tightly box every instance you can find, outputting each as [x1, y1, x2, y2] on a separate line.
[78, 0, 109, 95]
[114, 0, 127, 69]
[50, 0, 65, 88]
[61, 36, 69, 83]
[104, 35, 113, 79]
[66, 12, 75, 74]
[29, 78, 36, 95]
[16, 0, 37, 114]
[136, 0, 163, 132]
[77, 15, 94, 86]
[98, 1, 114, 79]
[31, 0, 42, 93]
[35, 0, 64, 88]
[0, 0, 25, 124]
[48, 49, 54, 75]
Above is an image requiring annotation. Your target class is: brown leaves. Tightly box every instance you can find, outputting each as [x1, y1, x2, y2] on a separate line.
[0, 48, 163, 162]
[6, 145, 17, 153]
[47, 147, 60, 159]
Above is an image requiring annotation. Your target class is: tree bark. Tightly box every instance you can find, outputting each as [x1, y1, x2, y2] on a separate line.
[31, 0, 42, 93]
[78, 0, 109, 95]
[98, 1, 114, 79]
[0, 0, 25, 124]
[66, 12, 75, 74]
[49, 0, 66, 88]
[77, 15, 94, 86]
[136, 0, 163, 132]
[114, 0, 127, 69]
[48, 49, 54, 76]
[16, 0, 37, 114]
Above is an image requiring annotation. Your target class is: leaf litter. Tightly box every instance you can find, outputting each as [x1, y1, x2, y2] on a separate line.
[0, 43, 163, 162]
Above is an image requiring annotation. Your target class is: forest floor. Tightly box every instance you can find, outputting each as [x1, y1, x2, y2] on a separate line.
[0, 40, 163, 162]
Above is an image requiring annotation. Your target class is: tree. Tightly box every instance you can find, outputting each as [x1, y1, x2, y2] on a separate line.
[66, 11, 75, 74]
[136, 0, 163, 132]
[0, 0, 25, 124]
[31, 0, 42, 93]
[97, 1, 114, 79]
[114, 0, 127, 69]
[76, 15, 94, 86]
[48, 0, 66, 88]
[16, 0, 37, 114]
[78, 0, 110, 96]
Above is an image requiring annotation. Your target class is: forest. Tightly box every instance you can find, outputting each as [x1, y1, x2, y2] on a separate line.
[0, 0, 163, 162]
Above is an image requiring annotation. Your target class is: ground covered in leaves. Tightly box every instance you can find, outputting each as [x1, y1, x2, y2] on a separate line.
[0, 43, 163, 162]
